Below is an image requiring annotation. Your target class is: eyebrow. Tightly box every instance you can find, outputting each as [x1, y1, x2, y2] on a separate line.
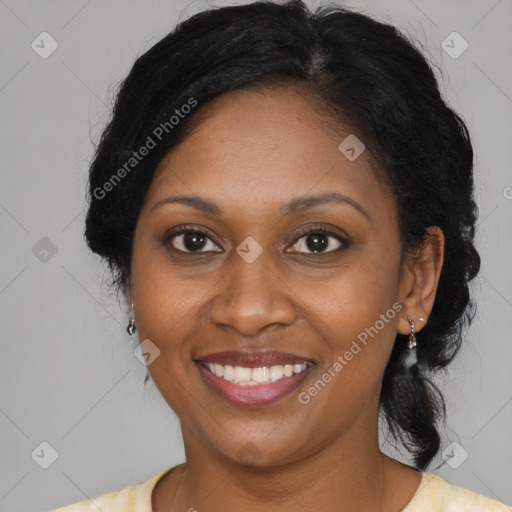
[149, 192, 369, 219]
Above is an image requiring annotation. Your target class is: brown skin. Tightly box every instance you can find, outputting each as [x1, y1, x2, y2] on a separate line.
[130, 86, 444, 511]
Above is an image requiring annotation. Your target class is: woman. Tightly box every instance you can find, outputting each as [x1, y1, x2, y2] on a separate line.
[51, 1, 511, 510]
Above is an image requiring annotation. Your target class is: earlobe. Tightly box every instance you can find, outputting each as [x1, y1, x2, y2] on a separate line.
[397, 308, 429, 336]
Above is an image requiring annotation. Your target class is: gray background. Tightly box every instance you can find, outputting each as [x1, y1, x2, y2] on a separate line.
[1, 0, 511, 510]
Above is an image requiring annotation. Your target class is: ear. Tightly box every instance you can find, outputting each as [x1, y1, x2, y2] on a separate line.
[397, 226, 444, 335]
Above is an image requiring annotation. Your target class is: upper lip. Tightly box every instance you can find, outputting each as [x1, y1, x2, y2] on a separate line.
[195, 351, 315, 368]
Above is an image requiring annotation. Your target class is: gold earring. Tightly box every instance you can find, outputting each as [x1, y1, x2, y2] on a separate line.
[406, 316, 417, 349]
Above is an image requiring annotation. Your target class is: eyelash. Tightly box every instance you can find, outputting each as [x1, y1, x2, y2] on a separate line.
[163, 224, 350, 256]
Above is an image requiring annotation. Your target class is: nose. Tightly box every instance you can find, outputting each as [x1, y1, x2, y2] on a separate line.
[208, 254, 296, 337]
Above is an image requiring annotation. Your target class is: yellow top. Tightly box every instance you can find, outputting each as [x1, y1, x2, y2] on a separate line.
[50, 464, 512, 511]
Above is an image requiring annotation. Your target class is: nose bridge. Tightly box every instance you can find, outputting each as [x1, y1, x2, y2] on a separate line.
[208, 248, 296, 336]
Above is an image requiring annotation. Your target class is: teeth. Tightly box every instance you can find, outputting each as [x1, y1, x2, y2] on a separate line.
[202, 362, 311, 385]
[252, 366, 271, 383]
[223, 365, 235, 382]
[293, 364, 304, 374]
[234, 366, 252, 382]
[214, 363, 224, 377]
[270, 365, 284, 381]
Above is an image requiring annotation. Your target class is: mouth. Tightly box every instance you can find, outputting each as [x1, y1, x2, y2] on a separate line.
[194, 351, 316, 407]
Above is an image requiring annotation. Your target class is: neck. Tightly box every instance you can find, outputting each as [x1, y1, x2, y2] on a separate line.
[164, 412, 415, 512]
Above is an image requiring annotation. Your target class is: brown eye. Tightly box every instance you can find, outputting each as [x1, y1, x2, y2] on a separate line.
[287, 227, 349, 255]
[165, 227, 222, 253]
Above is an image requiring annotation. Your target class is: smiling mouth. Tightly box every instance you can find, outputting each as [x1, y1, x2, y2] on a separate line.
[194, 351, 316, 406]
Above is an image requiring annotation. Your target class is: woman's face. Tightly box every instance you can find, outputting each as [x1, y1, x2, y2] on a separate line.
[131, 86, 430, 467]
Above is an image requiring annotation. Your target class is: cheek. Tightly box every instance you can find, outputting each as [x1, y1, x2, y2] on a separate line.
[131, 231, 206, 337]
[317, 250, 399, 328]
[306, 249, 401, 385]
[130, 255, 200, 414]
[297, 276, 399, 433]
[130, 235, 190, 382]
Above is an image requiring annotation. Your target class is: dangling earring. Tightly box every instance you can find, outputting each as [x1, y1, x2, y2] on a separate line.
[403, 316, 417, 368]
[127, 315, 136, 335]
[127, 285, 136, 335]
[406, 316, 417, 349]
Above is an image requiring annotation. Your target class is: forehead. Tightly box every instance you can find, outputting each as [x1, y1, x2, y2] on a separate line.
[146, 86, 393, 220]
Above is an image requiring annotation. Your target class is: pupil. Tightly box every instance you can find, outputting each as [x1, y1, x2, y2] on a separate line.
[307, 233, 328, 253]
[184, 232, 206, 251]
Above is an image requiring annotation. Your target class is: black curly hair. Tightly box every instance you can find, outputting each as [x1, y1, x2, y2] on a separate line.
[84, 0, 481, 470]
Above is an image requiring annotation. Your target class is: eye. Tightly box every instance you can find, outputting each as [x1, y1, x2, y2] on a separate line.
[164, 226, 222, 253]
[287, 226, 349, 255]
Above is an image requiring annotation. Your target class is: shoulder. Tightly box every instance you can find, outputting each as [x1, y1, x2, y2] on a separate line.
[404, 472, 512, 512]
[49, 466, 178, 512]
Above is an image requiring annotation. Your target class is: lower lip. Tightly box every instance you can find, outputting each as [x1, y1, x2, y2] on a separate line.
[196, 363, 315, 407]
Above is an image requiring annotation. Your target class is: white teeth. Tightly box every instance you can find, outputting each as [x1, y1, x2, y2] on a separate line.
[293, 364, 308, 374]
[252, 366, 271, 383]
[223, 365, 235, 382]
[202, 362, 311, 385]
[293, 364, 304, 374]
[234, 366, 252, 382]
[214, 363, 224, 377]
[270, 365, 284, 381]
